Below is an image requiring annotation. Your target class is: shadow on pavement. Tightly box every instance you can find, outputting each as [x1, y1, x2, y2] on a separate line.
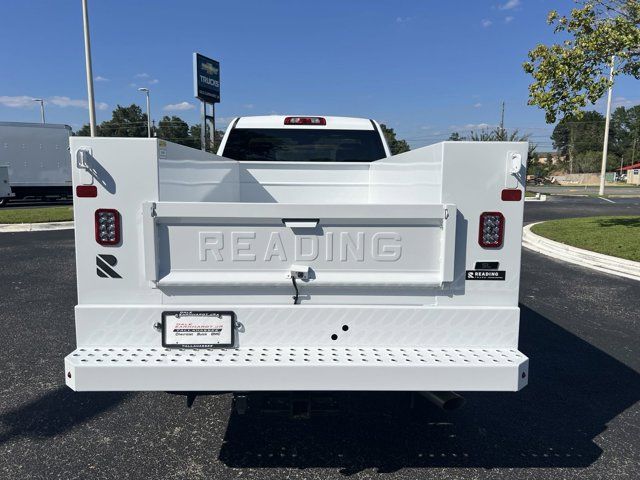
[218, 304, 640, 474]
[0, 386, 129, 443]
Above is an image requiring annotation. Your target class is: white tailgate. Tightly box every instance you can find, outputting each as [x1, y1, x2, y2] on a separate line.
[142, 202, 456, 288]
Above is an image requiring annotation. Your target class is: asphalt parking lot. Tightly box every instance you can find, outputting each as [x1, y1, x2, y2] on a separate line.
[0, 196, 639, 479]
[528, 185, 640, 196]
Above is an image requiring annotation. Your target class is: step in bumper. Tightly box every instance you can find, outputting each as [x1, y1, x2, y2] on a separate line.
[65, 347, 529, 392]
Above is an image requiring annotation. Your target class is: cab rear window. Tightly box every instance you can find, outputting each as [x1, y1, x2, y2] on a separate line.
[222, 128, 386, 162]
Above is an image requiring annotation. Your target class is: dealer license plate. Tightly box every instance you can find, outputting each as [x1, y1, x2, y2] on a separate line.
[162, 311, 234, 348]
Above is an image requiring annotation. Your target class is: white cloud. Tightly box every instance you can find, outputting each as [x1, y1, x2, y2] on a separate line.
[0, 95, 36, 108]
[420, 125, 432, 130]
[0, 95, 107, 110]
[481, 19, 493, 27]
[49, 96, 108, 110]
[473, 102, 483, 108]
[95, 76, 109, 82]
[498, 0, 521, 10]
[505, 16, 514, 23]
[612, 96, 635, 108]
[396, 16, 412, 23]
[450, 123, 496, 130]
[243, 104, 254, 109]
[132, 74, 158, 86]
[163, 101, 195, 111]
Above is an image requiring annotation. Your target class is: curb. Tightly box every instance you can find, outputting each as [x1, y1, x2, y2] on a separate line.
[524, 194, 547, 202]
[522, 222, 640, 282]
[0, 221, 74, 233]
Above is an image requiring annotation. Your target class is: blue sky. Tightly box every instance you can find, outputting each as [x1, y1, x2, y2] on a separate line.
[1, 0, 638, 150]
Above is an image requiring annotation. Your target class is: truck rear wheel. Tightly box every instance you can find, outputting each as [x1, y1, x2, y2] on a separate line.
[0, 197, 8, 207]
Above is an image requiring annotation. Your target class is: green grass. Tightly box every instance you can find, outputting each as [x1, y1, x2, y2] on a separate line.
[531, 216, 640, 262]
[525, 190, 536, 198]
[0, 206, 74, 224]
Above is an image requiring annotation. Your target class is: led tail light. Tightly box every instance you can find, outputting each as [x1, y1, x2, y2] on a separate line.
[284, 116, 326, 125]
[479, 212, 504, 248]
[95, 209, 120, 245]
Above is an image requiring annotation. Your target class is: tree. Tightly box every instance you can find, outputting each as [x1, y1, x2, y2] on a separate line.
[550, 111, 609, 172]
[611, 104, 640, 163]
[189, 124, 225, 151]
[76, 104, 148, 137]
[448, 127, 537, 161]
[157, 116, 190, 146]
[75, 124, 93, 136]
[523, 0, 640, 123]
[572, 149, 621, 171]
[379, 124, 410, 155]
[527, 152, 555, 177]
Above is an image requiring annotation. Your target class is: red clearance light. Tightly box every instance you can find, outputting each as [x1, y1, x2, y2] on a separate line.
[284, 116, 326, 126]
[76, 185, 97, 198]
[95, 209, 121, 246]
[501, 189, 522, 201]
[479, 212, 504, 248]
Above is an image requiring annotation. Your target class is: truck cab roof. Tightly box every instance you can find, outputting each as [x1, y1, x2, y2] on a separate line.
[233, 115, 378, 130]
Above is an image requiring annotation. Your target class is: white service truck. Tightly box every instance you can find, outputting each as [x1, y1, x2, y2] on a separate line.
[0, 122, 72, 206]
[65, 115, 528, 411]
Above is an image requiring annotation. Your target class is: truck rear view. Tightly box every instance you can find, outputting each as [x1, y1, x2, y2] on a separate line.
[65, 116, 529, 399]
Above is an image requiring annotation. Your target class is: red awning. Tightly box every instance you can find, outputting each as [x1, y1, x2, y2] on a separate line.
[621, 162, 640, 171]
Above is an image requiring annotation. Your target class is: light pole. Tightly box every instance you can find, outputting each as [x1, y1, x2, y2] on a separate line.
[81, 0, 97, 136]
[138, 87, 151, 138]
[33, 98, 45, 123]
[599, 55, 615, 196]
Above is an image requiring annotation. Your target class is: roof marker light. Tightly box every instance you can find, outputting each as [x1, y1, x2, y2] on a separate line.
[284, 117, 326, 125]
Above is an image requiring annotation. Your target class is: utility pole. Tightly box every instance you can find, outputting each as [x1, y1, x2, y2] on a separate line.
[499, 101, 505, 140]
[201, 103, 206, 151]
[81, 0, 97, 136]
[599, 55, 615, 196]
[210, 104, 216, 151]
[569, 125, 575, 175]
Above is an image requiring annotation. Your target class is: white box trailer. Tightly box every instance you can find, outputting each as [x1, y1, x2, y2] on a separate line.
[64, 120, 529, 398]
[0, 122, 72, 205]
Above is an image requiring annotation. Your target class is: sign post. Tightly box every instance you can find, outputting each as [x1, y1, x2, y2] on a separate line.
[193, 53, 220, 151]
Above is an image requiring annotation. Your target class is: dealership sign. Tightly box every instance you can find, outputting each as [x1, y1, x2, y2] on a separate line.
[193, 53, 220, 103]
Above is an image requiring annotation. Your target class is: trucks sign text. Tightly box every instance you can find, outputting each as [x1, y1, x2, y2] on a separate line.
[193, 53, 220, 103]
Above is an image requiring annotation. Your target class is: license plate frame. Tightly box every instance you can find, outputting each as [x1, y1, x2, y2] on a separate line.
[162, 311, 235, 348]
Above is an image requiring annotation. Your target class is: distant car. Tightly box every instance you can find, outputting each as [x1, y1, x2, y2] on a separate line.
[526, 176, 546, 186]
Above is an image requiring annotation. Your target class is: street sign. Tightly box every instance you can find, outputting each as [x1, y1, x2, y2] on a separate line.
[193, 53, 220, 103]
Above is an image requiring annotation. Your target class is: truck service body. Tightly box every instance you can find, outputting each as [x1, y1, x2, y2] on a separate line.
[0, 122, 72, 205]
[65, 115, 529, 397]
